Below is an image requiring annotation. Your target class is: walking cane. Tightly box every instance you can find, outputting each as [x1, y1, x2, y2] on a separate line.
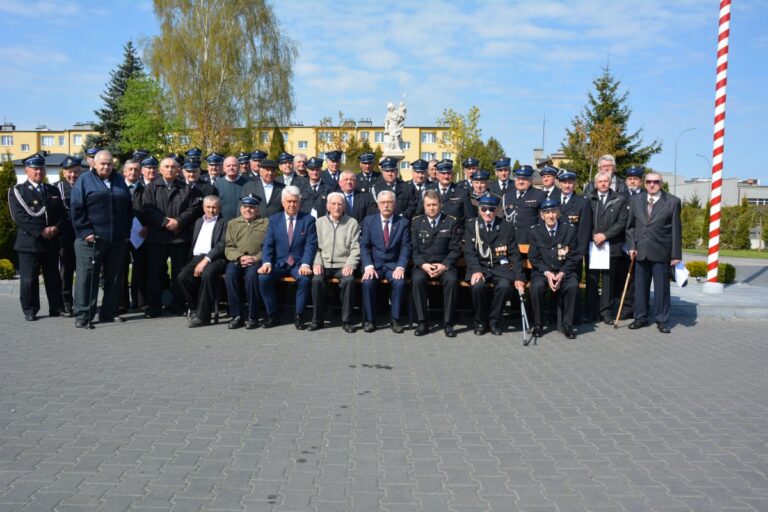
[520, 290, 535, 346]
[85, 237, 98, 329]
[614, 253, 635, 329]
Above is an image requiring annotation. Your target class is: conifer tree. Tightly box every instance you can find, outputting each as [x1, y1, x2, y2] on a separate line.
[0, 157, 18, 265]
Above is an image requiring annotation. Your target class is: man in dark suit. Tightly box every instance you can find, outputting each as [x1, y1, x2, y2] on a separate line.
[181, 160, 216, 197]
[626, 172, 682, 334]
[488, 157, 512, 197]
[275, 152, 308, 189]
[355, 152, 380, 194]
[527, 199, 582, 339]
[299, 157, 332, 217]
[257, 185, 318, 329]
[56, 155, 82, 316]
[8, 154, 66, 320]
[369, 157, 417, 219]
[463, 195, 525, 335]
[582, 154, 627, 196]
[411, 190, 461, 337]
[501, 165, 546, 244]
[586, 171, 629, 324]
[338, 170, 373, 224]
[320, 150, 343, 191]
[617, 166, 645, 319]
[360, 190, 411, 333]
[242, 159, 285, 218]
[246, 150, 267, 181]
[178, 196, 228, 327]
[121, 158, 148, 311]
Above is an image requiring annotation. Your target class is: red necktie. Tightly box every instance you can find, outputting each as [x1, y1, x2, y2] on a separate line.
[383, 219, 390, 248]
[287, 217, 295, 265]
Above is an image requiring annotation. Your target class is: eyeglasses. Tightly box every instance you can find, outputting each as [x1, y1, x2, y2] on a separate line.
[645, 179, 661, 185]
[479, 207, 496, 213]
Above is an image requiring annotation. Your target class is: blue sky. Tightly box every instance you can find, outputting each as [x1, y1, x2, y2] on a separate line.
[2, 0, 767, 182]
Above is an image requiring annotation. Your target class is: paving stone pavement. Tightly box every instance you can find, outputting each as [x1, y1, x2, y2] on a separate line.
[0, 294, 767, 512]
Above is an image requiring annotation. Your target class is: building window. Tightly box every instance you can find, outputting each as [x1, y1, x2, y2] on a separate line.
[747, 198, 768, 206]
[318, 151, 326, 160]
[21, 144, 30, 152]
[58, 135, 65, 146]
[400, 161, 409, 170]
[41, 136, 54, 146]
[318, 131, 332, 143]
[400, 141, 411, 150]
[374, 131, 385, 143]
[282, 131, 289, 142]
[260, 131, 269, 144]
[0, 153, 12, 162]
[0, 135, 12, 146]
[421, 132, 436, 144]
[298, 140, 308, 150]
[73, 134, 82, 145]
[442, 152, 452, 160]
[421, 152, 436, 160]
[180, 135, 190, 145]
[359, 131, 369, 142]
[341, 132, 349, 143]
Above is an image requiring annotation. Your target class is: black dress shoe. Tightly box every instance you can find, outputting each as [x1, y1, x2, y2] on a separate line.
[474, 323, 487, 336]
[295, 315, 306, 330]
[189, 317, 210, 328]
[307, 321, 322, 331]
[562, 324, 577, 339]
[490, 324, 503, 336]
[99, 316, 125, 323]
[414, 323, 428, 336]
[444, 325, 456, 338]
[24, 313, 38, 321]
[602, 315, 614, 325]
[390, 319, 404, 334]
[245, 318, 260, 329]
[363, 322, 376, 333]
[620, 310, 634, 320]
[262, 315, 279, 328]
[628, 320, 649, 330]
[74, 317, 88, 328]
[532, 325, 544, 338]
[62, 307, 74, 318]
[228, 316, 244, 329]
[49, 310, 61, 318]
[657, 323, 671, 334]
[343, 322, 355, 333]
[144, 308, 162, 318]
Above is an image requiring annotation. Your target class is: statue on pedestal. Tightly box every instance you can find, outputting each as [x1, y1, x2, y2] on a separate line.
[383, 97, 407, 157]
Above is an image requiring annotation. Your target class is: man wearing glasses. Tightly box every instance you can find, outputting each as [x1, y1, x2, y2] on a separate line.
[626, 172, 682, 334]
[583, 154, 627, 196]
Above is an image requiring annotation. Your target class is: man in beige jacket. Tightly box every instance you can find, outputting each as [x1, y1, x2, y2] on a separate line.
[310, 192, 361, 332]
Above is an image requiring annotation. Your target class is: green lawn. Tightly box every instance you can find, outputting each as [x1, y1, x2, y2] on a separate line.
[684, 248, 768, 259]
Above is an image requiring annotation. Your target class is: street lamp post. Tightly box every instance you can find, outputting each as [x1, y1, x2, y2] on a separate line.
[673, 127, 697, 196]
[695, 153, 712, 175]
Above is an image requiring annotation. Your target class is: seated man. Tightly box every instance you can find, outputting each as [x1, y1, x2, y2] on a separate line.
[527, 199, 582, 339]
[360, 190, 411, 333]
[257, 186, 318, 329]
[310, 192, 361, 333]
[178, 196, 228, 327]
[411, 190, 461, 337]
[463, 195, 525, 335]
[223, 195, 269, 329]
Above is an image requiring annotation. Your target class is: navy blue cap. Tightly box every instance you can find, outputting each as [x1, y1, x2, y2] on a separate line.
[493, 157, 511, 169]
[540, 198, 561, 211]
[472, 170, 490, 181]
[306, 157, 324, 169]
[183, 160, 200, 171]
[206, 153, 224, 165]
[514, 165, 535, 178]
[478, 195, 501, 208]
[240, 194, 261, 206]
[141, 156, 158, 168]
[325, 150, 343, 162]
[250, 150, 267, 161]
[411, 159, 428, 171]
[24, 155, 46, 168]
[85, 148, 100, 156]
[237, 152, 250, 164]
[379, 157, 398, 171]
[557, 169, 577, 181]
[540, 166, 559, 177]
[625, 166, 644, 178]
[277, 152, 294, 164]
[185, 147, 202, 158]
[132, 149, 149, 161]
[436, 159, 454, 173]
[60, 156, 82, 169]
[259, 159, 278, 170]
[462, 157, 479, 168]
[359, 152, 375, 164]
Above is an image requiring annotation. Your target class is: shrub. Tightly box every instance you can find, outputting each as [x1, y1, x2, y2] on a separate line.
[0, 258, 15, 279]
[718, 263, 736, 284]
[685, 261, 707, 278]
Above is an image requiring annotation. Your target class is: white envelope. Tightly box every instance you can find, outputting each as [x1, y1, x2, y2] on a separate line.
[674, 261, 689, 287]
[130, 217, 145, 249]
[588, 241, 610, 269]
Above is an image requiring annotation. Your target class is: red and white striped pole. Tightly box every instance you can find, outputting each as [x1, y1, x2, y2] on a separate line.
[704, 0, 731, 294]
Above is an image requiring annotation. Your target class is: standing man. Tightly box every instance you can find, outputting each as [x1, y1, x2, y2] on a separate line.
[70, 150, 133, 326]
[501, 165, 546, 245]
[320, 150, 343, 191]
[8, 154, 66, 320]
[583, 154, 627, 196]
[203, 152, 224, 183]
[355, 152, 380, 194]
[527, 199, 582, 339]
[121, 158, 148, 311]
[463, 195, 525, 335]
[457, 157, 479, 191]
[624, 166, 644, 197]
[626, 172, 682, 334]
[258, 186, 318, 329]
[182, 160, 216, 197]
[237, 152, 251, 176]
[139, 156, 158, 186]
[557, 170, 592, 322]
[178, 195, 228, 327]
[142, 157, 204, 317]
[57, 155, 82, 316]
[537, 166, 560, 201]
[311, 192, 360, 332]
[276, 152, 307, 189]
[214, 156, 250, 220]
[406, 158, 434, 215]
[242, 159, 285, 218]
[300, 156, 333, 217]
[427, 159, 439, 183]
[411, 190, 461, 337]
[433, 159, 473, 226]
[468, 170, 495, 209]
[248, 150, 267, 180]
[294, 153, 308, 178]
[338, 170, 373, 224]
[360, 190, 411, 333]
[488, 157, 512, 197]
[617, 166, 645, 320]
[369, 157, 417, 219]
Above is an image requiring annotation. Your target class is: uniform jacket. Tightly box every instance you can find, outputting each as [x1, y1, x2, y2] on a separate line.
[142, 178, 204, 244]
[275, 173, 308, 190]
[262, 211, 318, 269]
[8, 180, 66, 253]
[241, 179, 285, 218]
[224, 216, 268, 263]
[462, 217, 522, 281]
[190, 216, 228, 261]
[299, 180, 332, 217]
[501, 186, 546, 244]
[360, 213, 411, 271]
[589, 189, 629, 257]
[313, 214, 361, 269]
[488, 179, 512, 197]
[70, 170, 133, 243]
[56, 180, 75, 242]
[410, 214, 461, 269]
[626, 191, 682, 262]
[369, 178, 418, 219]
[189, 178, 217, 198]
[320, 170, 342, 192]
[558, 192, 592, 256]
[527, 222, 581, 276]
[435, 183, 473, 224]
[355, 171, 381, 194]
[406, 180, 436, 216]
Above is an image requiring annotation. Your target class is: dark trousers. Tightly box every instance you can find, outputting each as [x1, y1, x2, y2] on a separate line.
[586, 255, 622, 319]
[18, 250, 63, 317]
[178, 256, 227, 321]
[469, 273, 510, 327]
[122, 243, 148, 309]
[225, 261, 262, 320]
[311, 268, 355, 323]
[530, 273, 579, 327]
[259, 265, 311, 316]
[59, 239, 75, 307]
[73, 238, 127, 320]
[634, 259, 671, 324]
[412, 267, 457, 325]
[147, 243, 188, 312]
[361, 268, 406, 322]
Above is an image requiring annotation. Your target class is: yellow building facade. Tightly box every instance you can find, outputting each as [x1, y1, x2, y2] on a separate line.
[1, 122, 97, 163]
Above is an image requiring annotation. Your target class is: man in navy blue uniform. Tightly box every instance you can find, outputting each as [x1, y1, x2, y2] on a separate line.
[360, 190, 411, 333]
[320, 150, 343, 191]
[488, 157, 512, 197]
[406, 159, 435, 215]
[355, 152, 380, 194]
[57, 155, 82, 316]
[537, 166, 560, 201]
[501, 165, 546, 245]
[257, 185, 318, 329]
[433, 159, 473, 227]
[298, 157, 332, 217]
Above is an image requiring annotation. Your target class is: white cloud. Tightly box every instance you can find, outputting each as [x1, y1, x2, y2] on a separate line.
[0, 0, 82, 17]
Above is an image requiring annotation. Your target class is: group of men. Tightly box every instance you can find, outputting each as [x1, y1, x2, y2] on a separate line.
[9, 148, 681, 339]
